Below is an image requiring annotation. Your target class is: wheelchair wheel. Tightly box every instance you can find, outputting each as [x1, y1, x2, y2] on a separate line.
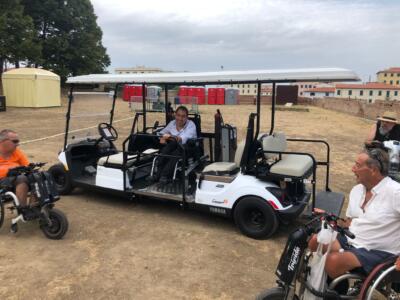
[40, 208, 68, 240]
[360, 261, 400, 300]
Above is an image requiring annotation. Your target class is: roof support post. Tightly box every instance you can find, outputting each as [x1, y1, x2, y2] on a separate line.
[110, 83, 119, 125]
[64, 85, 74, 150]
[269, 82, 276, 135]
[142, 83, 146, 132]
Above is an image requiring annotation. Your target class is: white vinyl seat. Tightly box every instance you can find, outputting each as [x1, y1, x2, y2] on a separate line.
[98, 148, 158, 167]
[202, 141, 245, 174]
[261, 132, 313, 177]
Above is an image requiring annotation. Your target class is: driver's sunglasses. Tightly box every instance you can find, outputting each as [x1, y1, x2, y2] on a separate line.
[9, 139, 20, 144]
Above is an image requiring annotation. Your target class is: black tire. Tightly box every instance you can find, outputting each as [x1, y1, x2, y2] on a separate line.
[40, 208, 68, 240]
[233, 196, 279, 239]
[256, 287, 286, 300]
[48, 163, 74, 195]
[0, 199, 4, 229]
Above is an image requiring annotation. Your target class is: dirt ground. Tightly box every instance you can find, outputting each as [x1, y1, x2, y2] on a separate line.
[0, 97, 374, 299]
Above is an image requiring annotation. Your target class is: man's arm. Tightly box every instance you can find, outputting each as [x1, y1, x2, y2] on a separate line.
[180, 121, 197, 144]
[17, 149, 30, 166]
[366, 122, 377, 144]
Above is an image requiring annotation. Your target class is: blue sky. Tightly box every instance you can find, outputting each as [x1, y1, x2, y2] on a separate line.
[91, 0, 400, 81]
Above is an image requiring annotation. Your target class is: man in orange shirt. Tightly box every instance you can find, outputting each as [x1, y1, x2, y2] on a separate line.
[0, 129, 30, 207]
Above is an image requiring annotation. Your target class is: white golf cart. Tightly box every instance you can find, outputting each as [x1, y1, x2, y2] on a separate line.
[49, 68, 359, 239]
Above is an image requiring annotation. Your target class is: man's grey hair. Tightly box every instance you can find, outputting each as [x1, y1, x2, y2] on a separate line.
[0, 129, 16, 142]
[363, 148, 389, 176]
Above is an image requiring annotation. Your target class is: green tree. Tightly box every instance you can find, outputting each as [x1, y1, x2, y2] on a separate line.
[0, 0, 40, 75]
[21, 0, 110, 82]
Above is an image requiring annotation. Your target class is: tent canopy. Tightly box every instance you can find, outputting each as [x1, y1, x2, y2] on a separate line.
[2, 68, 61, 107]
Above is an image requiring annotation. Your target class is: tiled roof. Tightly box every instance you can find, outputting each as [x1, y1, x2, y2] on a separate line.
[336, 82, 400, 90]
[377, 67, 400, 74]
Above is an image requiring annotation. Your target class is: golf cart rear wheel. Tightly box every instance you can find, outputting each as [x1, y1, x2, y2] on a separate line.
[48, 163, 74, 195]
[256, 287, 288, 300]
[40, 208, 68, 240]
[234, 196, 278, 239]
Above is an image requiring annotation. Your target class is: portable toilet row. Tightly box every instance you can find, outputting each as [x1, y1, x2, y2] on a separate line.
[225, 88, 240, 105]
[122, 85, 144, 102]
[178, 86, 206, 104]
[207, 88, 225, 105]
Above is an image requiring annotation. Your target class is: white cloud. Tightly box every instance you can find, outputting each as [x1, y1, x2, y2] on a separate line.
[91, 0, 400, 80]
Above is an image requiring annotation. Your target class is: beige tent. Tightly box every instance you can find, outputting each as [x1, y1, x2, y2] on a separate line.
[2, 68, 60, 107]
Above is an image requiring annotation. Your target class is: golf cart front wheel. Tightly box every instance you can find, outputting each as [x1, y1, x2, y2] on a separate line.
[40, 208, 68, 240]
[48, 163, 74, 195]
[233, 196, 278, 239]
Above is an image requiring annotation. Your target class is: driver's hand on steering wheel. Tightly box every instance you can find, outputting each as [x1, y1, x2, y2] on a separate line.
[160, 134, 171, 144]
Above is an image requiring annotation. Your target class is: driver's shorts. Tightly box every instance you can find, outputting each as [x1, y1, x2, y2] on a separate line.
[337, 234, 396, 273]
[0, 175, 29, 191]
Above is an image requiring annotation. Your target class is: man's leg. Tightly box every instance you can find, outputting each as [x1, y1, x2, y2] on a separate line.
[155, 141, 179, 179]
[325, 251, 362, 278]
[160, 147, 182, 180]
[15, 175, 29, 207]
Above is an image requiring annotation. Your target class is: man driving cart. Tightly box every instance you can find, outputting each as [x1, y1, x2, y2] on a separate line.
[148, 105, 197, 184]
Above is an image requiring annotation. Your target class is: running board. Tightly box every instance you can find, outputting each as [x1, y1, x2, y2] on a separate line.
[133, 182, 195, 203]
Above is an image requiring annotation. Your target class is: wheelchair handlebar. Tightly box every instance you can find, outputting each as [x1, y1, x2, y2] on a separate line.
[306, 212, 355, 239]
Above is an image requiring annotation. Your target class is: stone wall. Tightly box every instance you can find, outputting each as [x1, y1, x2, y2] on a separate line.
[298, 97, 400, 120]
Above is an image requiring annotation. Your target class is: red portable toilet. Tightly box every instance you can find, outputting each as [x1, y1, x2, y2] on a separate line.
[196, 87, 206, 105]
[207, 88, 217, 105]
[187, 87, 195, 104]
[122, 84, 131, 101]
[178, 86, 188, 104]
[216, 88, 225, 105]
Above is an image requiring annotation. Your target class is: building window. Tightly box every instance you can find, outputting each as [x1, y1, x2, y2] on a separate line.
[390, 80, 393, 85]
[337, 90, 341, 96]
[395, 91, 398, 96]
[391, 73, 394, 77]
[378, 91, 382, 96]
[360, 90, 363, 96]
[369, 90, 373, 96]
[348, 90, 352, 96]
[384, 73, 387, 77]
[384, 80, 386, 83]
[254, 90, 257, 94]
[300, 85, 303, 88]
[300, 92, 303, 95]
[386, 91, 390, 97]
[310, 92, 315, 96]
[397, 80, 399, 85]
[325, 92, 329, 96]
[247, 90, 250, 93]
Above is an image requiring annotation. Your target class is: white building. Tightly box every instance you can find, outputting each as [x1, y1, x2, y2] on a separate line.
[303, 87, 335, 98]
[335, 82, 400, 102]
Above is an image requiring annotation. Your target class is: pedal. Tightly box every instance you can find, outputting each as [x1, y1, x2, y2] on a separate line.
[10, 223, 18, 234]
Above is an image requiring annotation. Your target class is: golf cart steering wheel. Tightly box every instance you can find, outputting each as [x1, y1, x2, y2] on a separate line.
[98, 123, 118, 141]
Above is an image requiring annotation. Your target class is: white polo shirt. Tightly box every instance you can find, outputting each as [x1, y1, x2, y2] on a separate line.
[346, 177, 400, 254]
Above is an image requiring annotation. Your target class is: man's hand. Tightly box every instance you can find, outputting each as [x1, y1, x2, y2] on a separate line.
[395, 257, 400, 271]
[160, 134, 171, 144]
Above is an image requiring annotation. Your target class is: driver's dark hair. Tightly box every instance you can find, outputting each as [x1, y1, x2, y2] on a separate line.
[176, 105, 189, 116]
[0, 129, 16, 142]
[363, 148, 389, 176]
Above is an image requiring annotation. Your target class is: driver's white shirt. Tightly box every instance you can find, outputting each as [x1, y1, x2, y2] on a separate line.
[346, 177, 400, 254]
[159, 120, 197, 144]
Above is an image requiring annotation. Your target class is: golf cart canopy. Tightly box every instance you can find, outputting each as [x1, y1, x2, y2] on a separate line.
[66, 68, 360, 85]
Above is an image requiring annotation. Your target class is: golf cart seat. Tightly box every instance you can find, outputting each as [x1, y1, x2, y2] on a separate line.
[98, 148, 158, 168]
[261, 132, 313, 178]
[201, 140, 245, 175]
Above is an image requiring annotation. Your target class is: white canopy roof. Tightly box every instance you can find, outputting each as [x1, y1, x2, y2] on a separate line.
[66, 68, 359, 84]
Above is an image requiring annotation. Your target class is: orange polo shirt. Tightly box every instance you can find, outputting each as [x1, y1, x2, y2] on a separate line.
[0, 148, 30, 179]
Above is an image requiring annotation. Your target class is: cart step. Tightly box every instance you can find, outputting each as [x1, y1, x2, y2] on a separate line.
[133, 181, 195, 203]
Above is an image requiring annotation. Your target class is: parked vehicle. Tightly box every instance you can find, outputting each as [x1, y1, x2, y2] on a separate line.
[50, 68, 358, 239]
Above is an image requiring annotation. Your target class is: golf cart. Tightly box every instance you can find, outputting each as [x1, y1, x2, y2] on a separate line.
[49, 68, 359, 239]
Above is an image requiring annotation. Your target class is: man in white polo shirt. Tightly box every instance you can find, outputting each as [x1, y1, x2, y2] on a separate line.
[309, 148, 400, 279]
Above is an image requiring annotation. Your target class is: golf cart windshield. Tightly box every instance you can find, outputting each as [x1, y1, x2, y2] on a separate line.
[67, 91, 114, 144]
